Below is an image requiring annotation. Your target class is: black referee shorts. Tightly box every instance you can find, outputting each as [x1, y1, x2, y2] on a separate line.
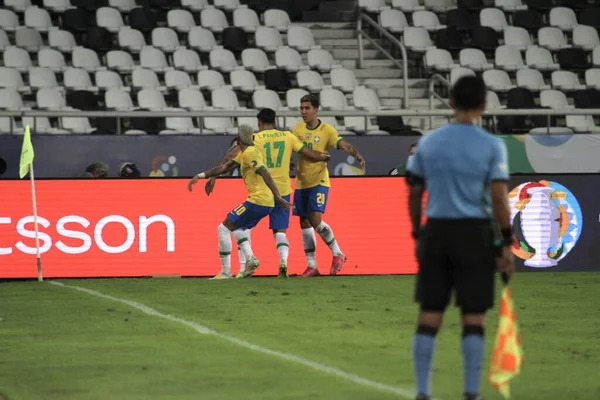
[415, 219, 497, 314]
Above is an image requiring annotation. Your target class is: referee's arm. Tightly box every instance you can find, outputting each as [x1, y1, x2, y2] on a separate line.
[405, 150, 425, 239]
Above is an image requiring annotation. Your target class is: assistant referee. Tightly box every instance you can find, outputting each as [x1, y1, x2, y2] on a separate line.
[406, 75, 515, 400]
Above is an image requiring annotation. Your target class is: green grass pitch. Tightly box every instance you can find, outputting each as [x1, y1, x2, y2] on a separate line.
[0, 273, 598, 400]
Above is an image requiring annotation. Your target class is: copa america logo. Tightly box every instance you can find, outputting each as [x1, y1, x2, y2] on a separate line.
[509, 181, 583, 268]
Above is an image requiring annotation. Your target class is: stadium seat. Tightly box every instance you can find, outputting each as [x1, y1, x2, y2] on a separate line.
[358, 0, 389, 13]
[483, 69, 516, 92]
[23, 116, 70, 134]
[403, 27, 434, 52]
[573, 25, 599, 51]
[66, 90, 99, 110]
[413, 11, 446, 32]
[72, 0, 108, 12]
[378, 9, 408, 33]
[264, 69, 291, 92]
[307, 49, 341, 72]
[214, 0, 241, 11]
[506, 87, 536, 108]
[495, 0, 526, 11]
[0, 9, 20, 32]
[152, 27, 181, 53]
[436, 27, 464, 52]
[523, 0, 552, 11]
[573, 89, 600, 108]
[163, 116, 202, 134]
[0, 67, 29, 93]
[140, 46, 172, 72]
[62, 8, 93, 33]
[165, 69, 198, 90]
[516, 68, 550, 91]
[209, 48, 241, 72]
[233, 7, 259, 33]
[585, 69, 600, 90]
[275, 46, 308, 72]
[446, 8, 476, 31]
[320, 88, 348, 110]
[188, 27, 217, 53]
[5, 0, 32, 13]
[212, 86, 244, 109]
[15, 28, 43, 52]
[0, 30, 9, 52]
[61, 115, 96, 133]
[132, 68, 166, 91]
[85, 27, 113, 53]
[566, 115, 600, 133]
[178, 87, 208, 109]
[0, 89, 25, 110]
[472, 27, 500, 53]
[24, 6, 54, 32]
[167, 9, 195, 33]
[537, 27, 570, 51]
[198, 70, 226, 91]
[540, 89, 572, 110]
[425, 0, 455, 13]
[552, 70, 586, 91]
[263, 9, 291, 32]
[201, 8, 228, 33]
[331, 68, 358, 93]
[512, 10, 543, 32]
[64, 67, 97, 91]
[579, 6, 600, 30]
[550, 7, 577, 31]
[29, 67, 59, 89]
[286, 88, 309, 110]
[96, 7, 124, 33]
[96, 70, 129, 91]
[37, 87, 69, 109]
[392, 0, 424, 12]
[137, 88, 167, 110]
[231, 69, 262, 93]
[459, 48, 494, 71]
[3, 47, 32, 72]
[173, 48, 206, 73]
[458, 0, 484, 10]
[503, 27, 533, 51]
[222, 27, 248, 52]
[495, 45, 525, 71]
[106, 50, 135, 72]
[109, 0, 136, 12]
[486, 90, 504, 110]
[253, 88, 286, 110]
[241, 48, 272, 73]
[181, 0, 210, 11]
[425, 48, 459, 72]
[118, 27, 146, 53]
[297, 70, 326, 92]
[353, 86, 384, 110]
[129, 7, 157, 33]
[450, 67, 475, 85]
[287, 26, 318, 52]
[255, 26, 283, 52]
[480, 8, 508, 32]
[557, 48, 591, 70]
[525, 46, 560, 71]
[105, 88, 135, 110]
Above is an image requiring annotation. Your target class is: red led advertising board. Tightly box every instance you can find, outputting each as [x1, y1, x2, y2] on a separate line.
[0, 178, 418, 278]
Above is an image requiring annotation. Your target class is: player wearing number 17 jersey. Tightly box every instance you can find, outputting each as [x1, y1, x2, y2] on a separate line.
[293, 94, 366, 277]
[253, 108, 332, 277]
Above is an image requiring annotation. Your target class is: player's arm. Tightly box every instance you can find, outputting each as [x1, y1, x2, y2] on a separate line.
[489, 139, 515, 279]
[291, 133, 331, 162]
[256, 167, 292, 210]
[188, 160, 239, 192]
[405, 149, 425, 239]
[337, 139, 366, 172]
[205, 145, 241, 195]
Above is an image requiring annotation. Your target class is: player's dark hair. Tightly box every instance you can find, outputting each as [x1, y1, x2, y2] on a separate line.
[451, 76, 487, 111]
[300, 94, 320, 109]
[256, 108, 276, 124]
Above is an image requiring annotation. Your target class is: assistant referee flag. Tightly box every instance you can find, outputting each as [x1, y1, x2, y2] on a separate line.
[19, 125, 34, 179]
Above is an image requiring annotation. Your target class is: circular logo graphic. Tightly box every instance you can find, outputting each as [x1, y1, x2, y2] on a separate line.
[509, 180, 582, 268]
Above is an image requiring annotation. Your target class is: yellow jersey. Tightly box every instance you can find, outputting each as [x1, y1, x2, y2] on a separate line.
[293, 120, 343, 189]
[232, 145, 274, 207]
[253, 129, 305, 196]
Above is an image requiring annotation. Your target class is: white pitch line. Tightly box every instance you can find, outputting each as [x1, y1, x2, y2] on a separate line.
[49, 281, 428, 400]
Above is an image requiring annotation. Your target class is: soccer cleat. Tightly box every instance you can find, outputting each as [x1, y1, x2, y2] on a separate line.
[329, 254, 347, 275]
[242, 257, 260, 278]
[209, 272, 232, 280]
[234, 271, 246, 279]
[278, 261, 288, 278]
[300, 267, 320, 277]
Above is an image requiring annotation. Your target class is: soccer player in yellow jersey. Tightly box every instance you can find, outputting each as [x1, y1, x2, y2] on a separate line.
[253, 108, 331, 277]
[293, 94, 366, 277]
[188, 125, 291, 279]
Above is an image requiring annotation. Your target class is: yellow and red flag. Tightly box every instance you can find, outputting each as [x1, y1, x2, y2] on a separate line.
[489, 285, 524, 398]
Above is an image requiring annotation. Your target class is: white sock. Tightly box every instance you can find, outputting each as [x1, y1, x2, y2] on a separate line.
[237, 229, 250, 272]
[232, 229, 254, 260]
[315, 221, 342, 256]
[301, 228, 317, 269]
[217, 223, 232, 275]
[274, 232, 289, 262]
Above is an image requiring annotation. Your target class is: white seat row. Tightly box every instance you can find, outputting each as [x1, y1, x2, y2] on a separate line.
[360, 0, 455, 14]
[1, 0, 254, 13]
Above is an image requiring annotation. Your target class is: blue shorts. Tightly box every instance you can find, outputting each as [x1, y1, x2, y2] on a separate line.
[269, 194, 291, 230]
[292, 185, 329, 218]
[227, 201, 273, 230]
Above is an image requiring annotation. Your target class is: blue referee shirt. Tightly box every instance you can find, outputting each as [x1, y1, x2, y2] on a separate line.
[406, 123, 509, 219]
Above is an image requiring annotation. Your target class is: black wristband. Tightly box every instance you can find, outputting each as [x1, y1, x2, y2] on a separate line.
[500, 227, 513, 247]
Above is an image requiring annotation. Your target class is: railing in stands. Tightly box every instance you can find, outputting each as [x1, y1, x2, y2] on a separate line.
[356, 11, 409, 109]
[428, 74, 452, 129]
[2, 109, 600, 134]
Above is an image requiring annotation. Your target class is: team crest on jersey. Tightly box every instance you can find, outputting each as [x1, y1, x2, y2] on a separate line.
[306, 134, 311, 140]
[251, 160, 257, 167]
[314, 136, 321, 143]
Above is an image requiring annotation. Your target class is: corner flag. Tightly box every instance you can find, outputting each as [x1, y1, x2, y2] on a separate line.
[19, 125, 34, 179]
[489, 284, 524, 398]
